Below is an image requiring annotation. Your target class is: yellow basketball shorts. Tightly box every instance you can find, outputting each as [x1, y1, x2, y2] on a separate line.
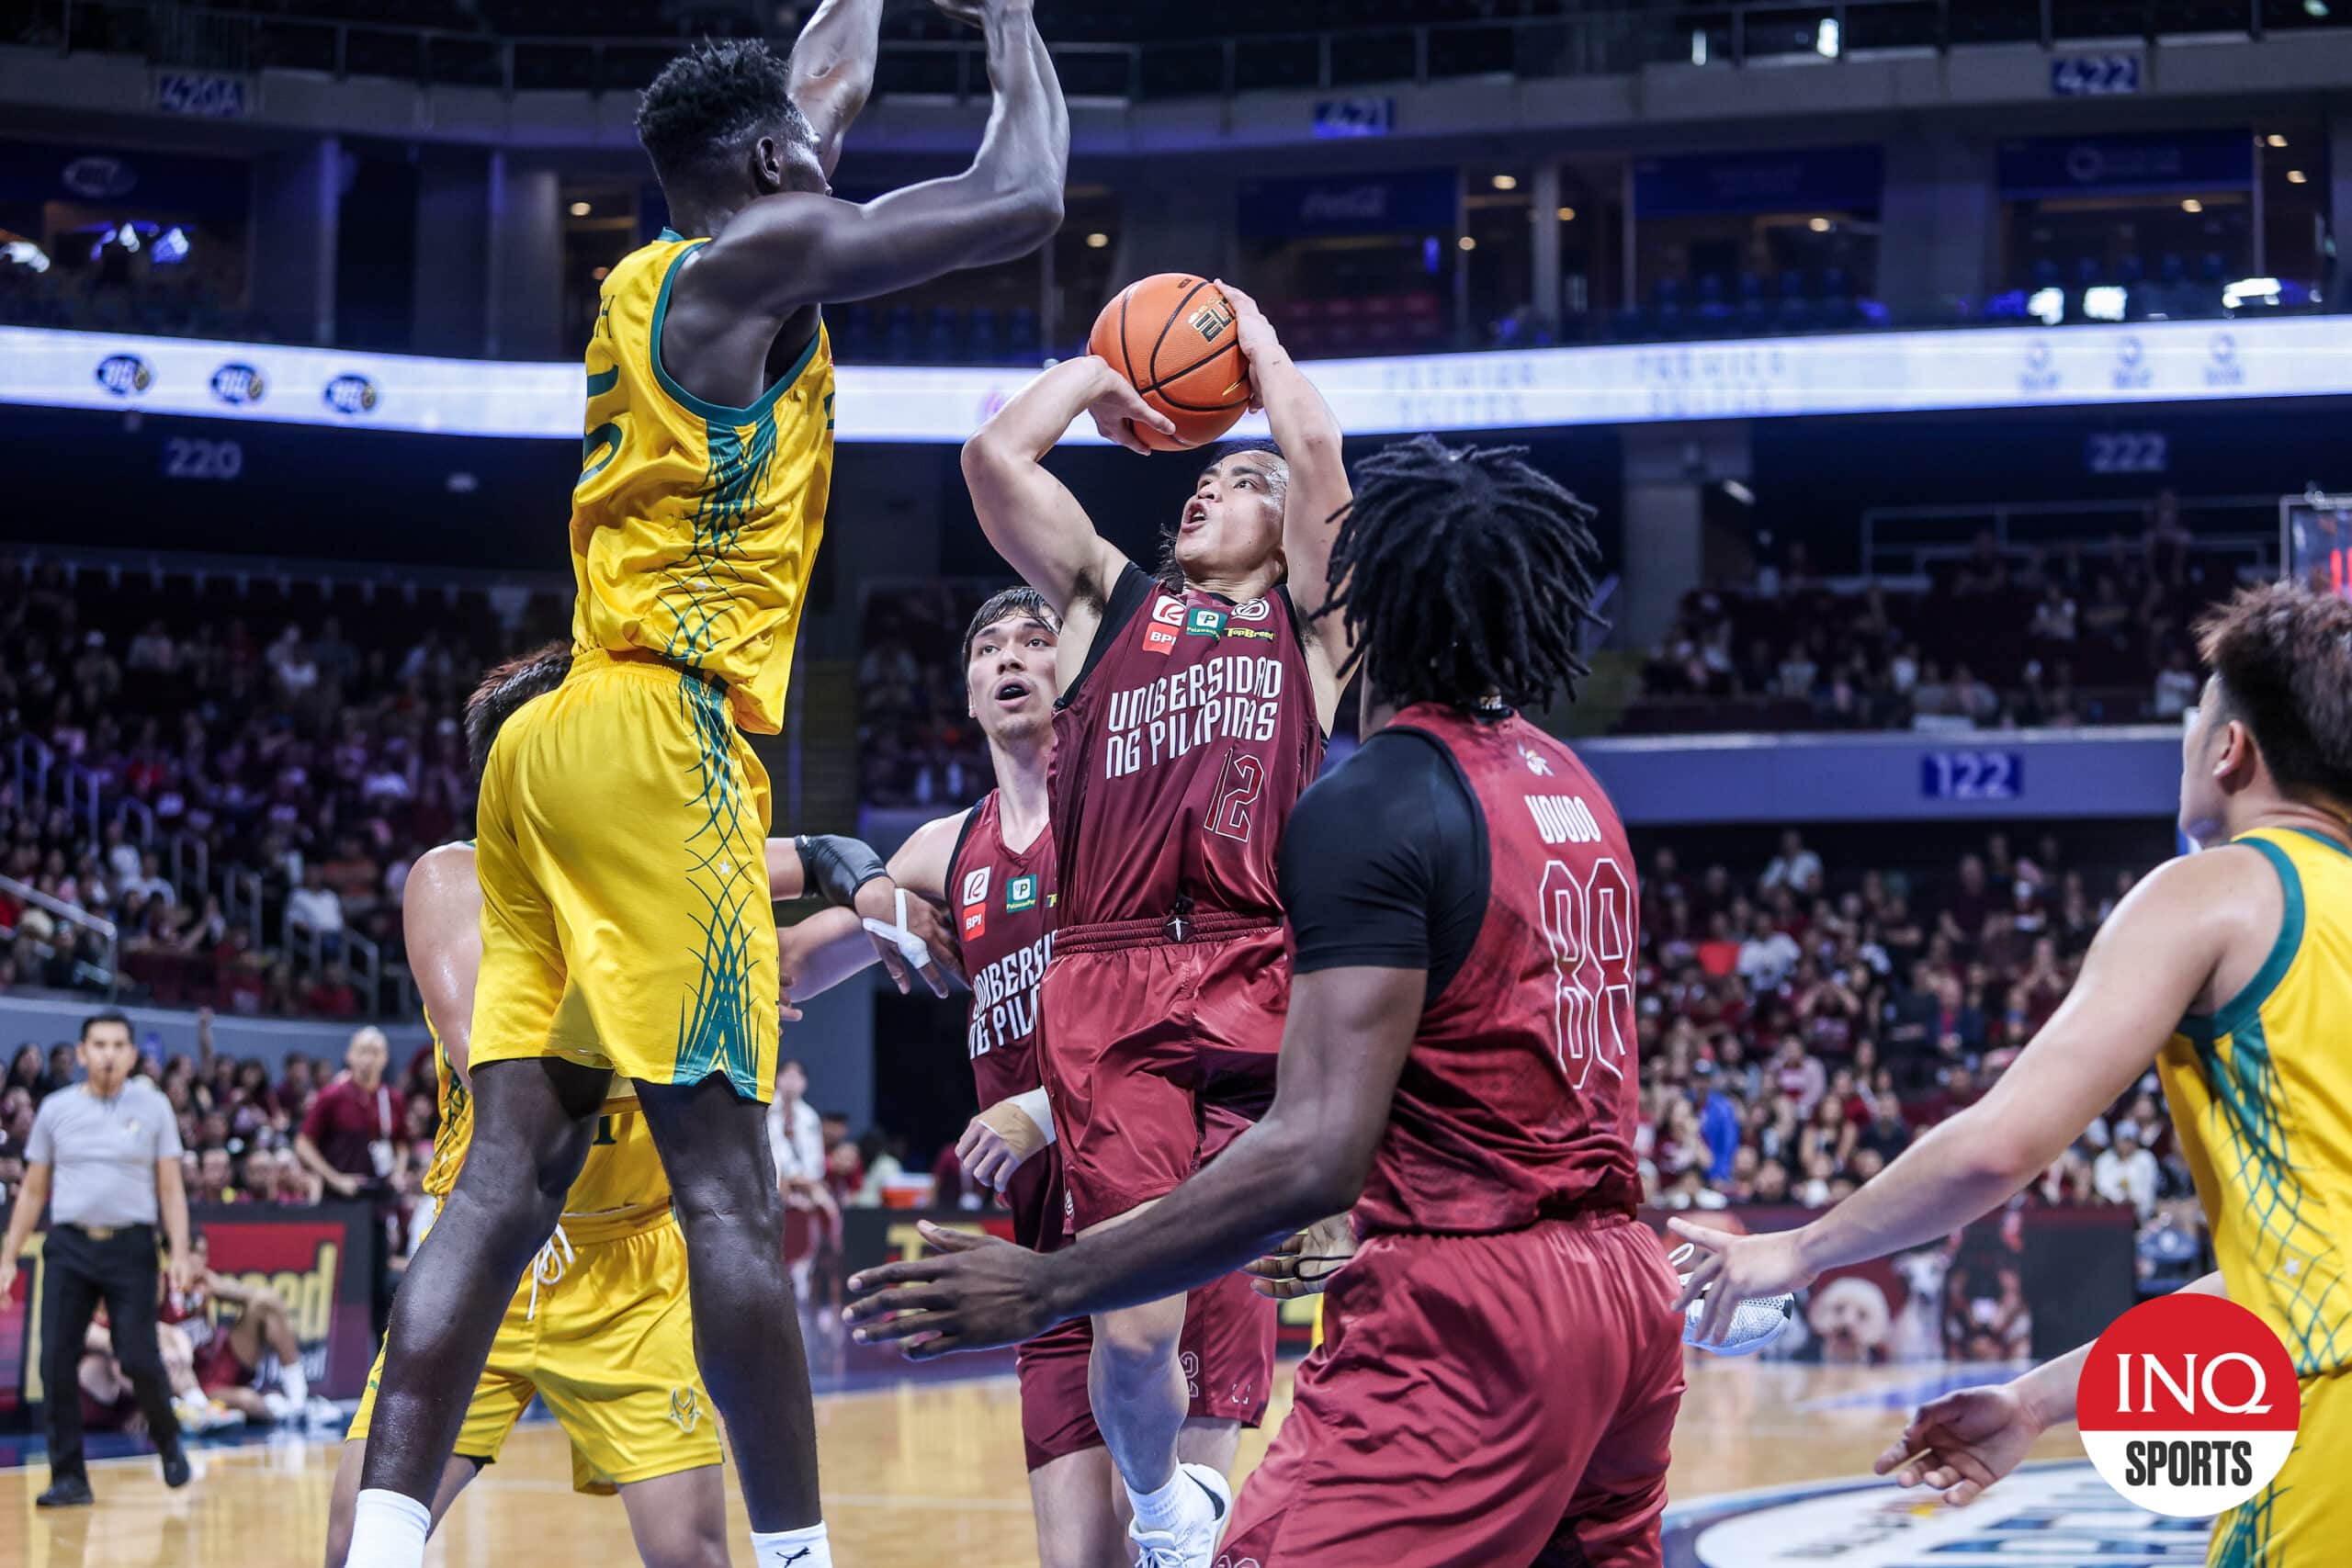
[349, 1220, 718, 1494]
[2208, 1368, 2352, 1566]
[472, 645, 778, 1100]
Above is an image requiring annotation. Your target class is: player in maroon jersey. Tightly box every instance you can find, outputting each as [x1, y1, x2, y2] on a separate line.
[848, 435, 1690, 1567]
[779, 587, 1276, 1568]
[955, 282, 1351, 1561]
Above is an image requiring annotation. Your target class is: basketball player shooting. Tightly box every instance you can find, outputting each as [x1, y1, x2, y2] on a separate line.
[949, 281, 1350, 1564]
[850, 437, 1694, 1568]
[1674, 581, 2352, 1565]
[777, 589, 1279, 1568]
[331, 648, 951, 1568]
[346, 8, 1061, 1562]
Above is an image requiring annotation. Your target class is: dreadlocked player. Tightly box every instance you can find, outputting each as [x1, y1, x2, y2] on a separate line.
[849, 435, 1690, 1568]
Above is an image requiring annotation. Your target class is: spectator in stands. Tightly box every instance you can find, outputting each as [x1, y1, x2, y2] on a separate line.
[295, 1027, 405, 1334]
[1760, 830, 1823, 897]
[2151, 647, 2199, 720]
[284, 865, 344, 953]
[2093, 1122, 2161, 1220]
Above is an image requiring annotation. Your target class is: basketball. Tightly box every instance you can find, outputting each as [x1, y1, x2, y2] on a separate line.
[1089, 274, 1253, 451]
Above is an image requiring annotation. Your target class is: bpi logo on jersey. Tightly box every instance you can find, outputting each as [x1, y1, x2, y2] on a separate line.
[2076, 1292, 2299, 1517]
[960, 866, 989, 938]
[1005, 874, 1037, 912]
[1140, 596, 1185, 656]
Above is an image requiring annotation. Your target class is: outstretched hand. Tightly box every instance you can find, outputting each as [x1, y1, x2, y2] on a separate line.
[854, 880, 962, 997]
[843, 1220, 1062, 1359]
[1247, 1212, 1355, 1300]
[1667, 1217, 1818, 1348]
[1873, 1382, 2048, 1506]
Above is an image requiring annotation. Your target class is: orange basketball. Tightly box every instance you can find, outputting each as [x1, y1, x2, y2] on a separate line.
[1088, 274, 1252, 452]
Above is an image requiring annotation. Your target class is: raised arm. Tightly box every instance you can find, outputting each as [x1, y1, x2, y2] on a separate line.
[679, 0, 1067, 318]
[786, 0, 886, 179]
[402, 843, 482, 1081]
[764, 832, 963, 996]
[1216, 282, 1349, 668]
[961, 355, 1170, 680]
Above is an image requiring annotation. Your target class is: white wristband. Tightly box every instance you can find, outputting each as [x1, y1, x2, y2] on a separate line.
[860, 887, 934, 970]
[1008, 1086, 1056, 1145]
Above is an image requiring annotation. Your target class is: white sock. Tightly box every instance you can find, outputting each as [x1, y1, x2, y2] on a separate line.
[279, 1359, 309, 1404]
[749, 1522, 832, 1566]
[346, 1489, 432, 1568]
[1128, 1470, 1193, 1534]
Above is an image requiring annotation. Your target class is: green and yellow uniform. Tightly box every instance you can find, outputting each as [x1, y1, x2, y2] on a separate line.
[472, 228, 833, 1100]
[2162, 826, 2352, 1565]
[350, 1010, 716, 1493]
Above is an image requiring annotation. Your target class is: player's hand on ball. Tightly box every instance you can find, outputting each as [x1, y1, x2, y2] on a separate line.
[1667, 1216, 1818, 1348]
[1210, 279, 1279, 412]
[959, 1099, 1049, 1190]
[1248, 1212, 1356, 1299]
[844, 1220, 1058, 1358]
[1873, 1382, 2045, 1506]
[1080, 356, 1177, 454]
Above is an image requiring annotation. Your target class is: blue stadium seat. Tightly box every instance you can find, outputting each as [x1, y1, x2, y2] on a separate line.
[1006, 308, 1040, 360]
[967, 308, 1001, 363]
[922, 306, 958, 363]
[1777, 271, 1810, 331]
[883, 306, 917, 363]
[1694, 274, 1734, 330]
[1737, 272, 1770, 334]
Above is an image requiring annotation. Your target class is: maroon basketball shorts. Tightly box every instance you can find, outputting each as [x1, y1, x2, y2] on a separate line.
[1217, 1213, 1686, 1568]
[1016, 1265, 1278, 1472]
[1037, 918, 1288, 1232]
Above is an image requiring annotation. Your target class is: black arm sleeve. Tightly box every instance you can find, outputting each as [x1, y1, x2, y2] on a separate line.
[1277, 729, 1488, 1002]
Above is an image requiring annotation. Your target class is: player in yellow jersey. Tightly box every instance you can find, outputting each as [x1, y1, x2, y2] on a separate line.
[1677, 581, 2352, 1567]
[334, 647, 955, 1568]
[351, 1, 1064, 1563]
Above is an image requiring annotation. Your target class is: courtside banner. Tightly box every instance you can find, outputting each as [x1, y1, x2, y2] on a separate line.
[6, 315, 2350, 443]
[0, 1201, 374, 1416]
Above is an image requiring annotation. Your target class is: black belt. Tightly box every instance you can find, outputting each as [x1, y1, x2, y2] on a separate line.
[59, 1222, 151, 1244]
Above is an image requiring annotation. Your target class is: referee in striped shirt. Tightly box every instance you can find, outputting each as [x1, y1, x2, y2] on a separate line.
[0, 1010, 194, 1506]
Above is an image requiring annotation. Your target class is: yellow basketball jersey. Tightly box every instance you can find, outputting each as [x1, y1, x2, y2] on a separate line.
[2161, 826, 2352, 1378]
[417, 1005, 673, 1246]
[571, 230, 835, 737]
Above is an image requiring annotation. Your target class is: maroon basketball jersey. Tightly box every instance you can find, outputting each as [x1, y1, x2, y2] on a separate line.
[1355, 704, 1643, 1236]
[1050, 563, 1324, 928]
[946, 791, 1064, 1250]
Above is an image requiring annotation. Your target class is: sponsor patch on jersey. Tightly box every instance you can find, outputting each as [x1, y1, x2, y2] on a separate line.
[1186, 606, 1227, 638]
[1226, 626, 1275, 641]
[960, 865, 990, 935]
[1230, 597, 1272, 622]
[1005, 874, 1038, 912]
[1141, 595, 1184, 656]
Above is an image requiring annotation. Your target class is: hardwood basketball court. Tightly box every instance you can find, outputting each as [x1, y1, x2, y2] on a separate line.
[3, 1353, 2149, 1568]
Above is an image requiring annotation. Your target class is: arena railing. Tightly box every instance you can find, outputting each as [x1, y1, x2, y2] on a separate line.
[24, 0, 2328, 101]
[0, 871, 119, 1000]
[1859, 496, 2282, 579]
